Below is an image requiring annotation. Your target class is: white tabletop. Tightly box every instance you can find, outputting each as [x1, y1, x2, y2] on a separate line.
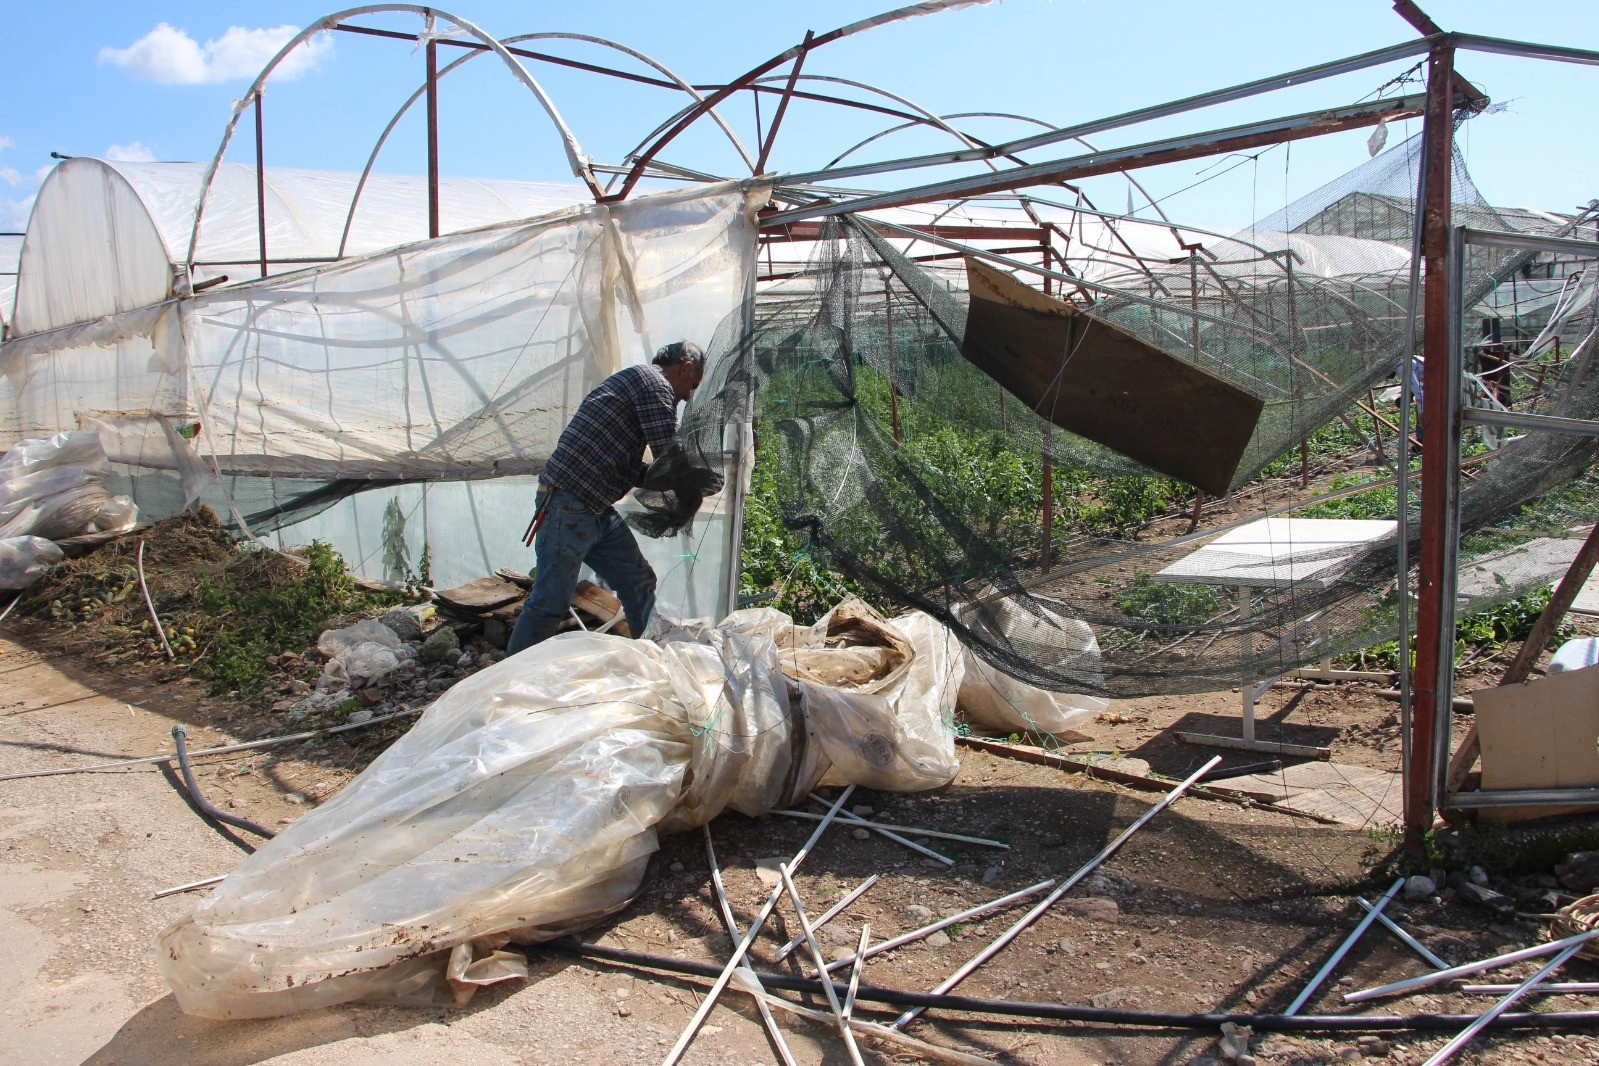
[1153, 517, 1397, 589]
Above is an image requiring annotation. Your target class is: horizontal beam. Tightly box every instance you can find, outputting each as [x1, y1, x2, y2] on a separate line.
[1457, 33, 1599, 67]
[765, 94, 1425, 225]
[780, 37, 1434, 188]
[1462, 226, 1599, 259]
[761, 221, 1046, 243]
[1463, 408, 1599, 437]
[1446, 787, 1599, 809]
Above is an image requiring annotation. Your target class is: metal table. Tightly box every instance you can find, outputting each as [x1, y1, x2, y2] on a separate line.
[1153, 517, 1397, 757]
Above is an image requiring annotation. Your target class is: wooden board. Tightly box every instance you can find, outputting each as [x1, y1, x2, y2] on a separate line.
[1220, 761, 1403, 827]
[434, 576, 524, 614]
[961, 257, 1264, 496]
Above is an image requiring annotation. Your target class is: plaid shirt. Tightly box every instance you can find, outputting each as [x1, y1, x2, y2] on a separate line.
[542, 364, 680, 512]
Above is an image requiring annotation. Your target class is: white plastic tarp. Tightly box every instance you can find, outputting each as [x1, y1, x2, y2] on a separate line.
[157, 601, 962, 1019]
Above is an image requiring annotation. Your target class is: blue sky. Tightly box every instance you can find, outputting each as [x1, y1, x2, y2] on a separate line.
[3, 1, 1597, 233]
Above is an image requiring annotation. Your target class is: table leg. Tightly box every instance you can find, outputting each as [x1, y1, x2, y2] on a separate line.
[1240, 585, 1255, 744]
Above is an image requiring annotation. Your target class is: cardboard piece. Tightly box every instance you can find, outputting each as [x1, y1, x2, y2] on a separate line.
[1473, 665, 1599, 822]
[960, 257, 1264, 496]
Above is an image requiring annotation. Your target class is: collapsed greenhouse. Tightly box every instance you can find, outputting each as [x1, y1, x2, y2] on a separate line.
[4, 0, 1599, 1045]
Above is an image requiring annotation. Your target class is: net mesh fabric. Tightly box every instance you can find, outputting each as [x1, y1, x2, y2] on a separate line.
[658, 128, 1599, 698]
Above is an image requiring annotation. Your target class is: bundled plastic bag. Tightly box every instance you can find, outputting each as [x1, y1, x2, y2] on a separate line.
[957, 595, 1108, 739]
[316, 618, 408, 688]
[0, 536, 65, 590]
[158, 600, 961, 1019]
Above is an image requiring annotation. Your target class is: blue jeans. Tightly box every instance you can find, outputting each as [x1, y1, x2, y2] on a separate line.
[505, 487, 657, 655]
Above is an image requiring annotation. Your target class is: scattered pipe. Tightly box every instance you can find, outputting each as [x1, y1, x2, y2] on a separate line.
[773, 873, 880, 963]
[551, 938, 1599, 1034]
[780, 860, 866, 1066]
[808, 792, 952, 865]
[1285, 878, 1405, 1015]
[170, 725, 277, 839]
[816, 879, 1057, 976]
[844, 923, 870, 1021]
[137, 540, 175, 661]
[152, 874, 226, 899]
[0, 705, 426, 783]
[890, 755, 1222, 1030]
[726, 969, 990, 1066]
[1422, 941, 1588, 1065]
[702, 826, 798, 1066]
[1458, 982, 1599, 995]
[1356, 895, 1450, 970]
[0, 593, 19, 627]
[1346, 929, 1599, 1003]
[661, 785, 855, 1066]
[774, 807, 1009, 849]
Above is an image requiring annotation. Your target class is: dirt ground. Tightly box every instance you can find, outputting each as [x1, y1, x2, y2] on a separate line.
[6, 626, 1599, 1066]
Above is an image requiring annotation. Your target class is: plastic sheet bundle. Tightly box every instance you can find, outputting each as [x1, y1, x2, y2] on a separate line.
[0, 430, 138, 588]
[157, 599, 962, 1019]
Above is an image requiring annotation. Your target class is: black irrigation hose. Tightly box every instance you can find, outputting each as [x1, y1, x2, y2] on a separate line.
[549, 938, 1599, 1034]
[171, 725, 277, 839]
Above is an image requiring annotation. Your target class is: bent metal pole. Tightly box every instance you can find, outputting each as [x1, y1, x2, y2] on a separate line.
[890, 755, 1222, 1030]
[660, 785, 855, 1066]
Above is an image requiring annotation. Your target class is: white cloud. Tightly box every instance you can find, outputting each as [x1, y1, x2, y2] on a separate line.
[104, 141, 156, 163]
[2, 194, 36, 232]
[0, 136, 13, 154]
[97, 23, 332, 85]
[0, 166, 21, 186]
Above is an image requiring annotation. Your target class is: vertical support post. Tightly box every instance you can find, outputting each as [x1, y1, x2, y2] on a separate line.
[1040, 241, 1054, 572]
[885, 281, 900, 444]
[1407, 39, 1458, 848]
[426, 38, 440, 240]
[254, 92, 268, 278]
[1189, 251, 1201, 363]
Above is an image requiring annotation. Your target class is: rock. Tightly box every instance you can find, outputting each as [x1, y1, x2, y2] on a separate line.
[271, 699, 295, 712]
[754, 858, 787, 887]
[346, 708, 373, 726]
[284, 792, 305, 805]
[1090, 987, 1129, 1009]
[1041, 833, 1063, 847]
[1058, 897, 1120, 923]
[904, 904, 933, 920]
[924, 930, 951, 949]
[851, 805, 875, 818]
[1337, 1048, 1362, 1061]
[851, 828, 871, 841]
[477, 654, 496, 669]
[287, 678, 311, 696]
[420, 626, 460, 664]
[830, 946, 855, 962]
[1560, 851, 1599, 893]
[1358, 1035, 1391, 1057]
[1085, 874, 1117, 897]
[1468, 865, 1489, 886]
[1056, 937, 1077, 955]
[1403, 875, 1436, 902]
[355, 687, 385, 706]
[379, 607, 423, 643]
[1447, 872, 1515, 913]
[669, 861, 684, 874]
[981, 866, 1001, 885]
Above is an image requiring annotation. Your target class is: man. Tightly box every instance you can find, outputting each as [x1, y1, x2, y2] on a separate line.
[505, 341, 707, 655]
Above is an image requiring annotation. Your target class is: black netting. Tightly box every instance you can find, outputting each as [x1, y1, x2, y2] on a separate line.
[648, 127, 1599, 698]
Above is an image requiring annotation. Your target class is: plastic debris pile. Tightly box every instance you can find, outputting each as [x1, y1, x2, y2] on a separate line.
[0, 430, 137, 589]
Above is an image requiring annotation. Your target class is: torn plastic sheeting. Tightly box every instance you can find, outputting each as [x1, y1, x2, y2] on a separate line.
[956, 595, 1108, 738]
[0, 535, 64, 590]
[0, 430, 138, 542]
[157, 601, 962, 1019]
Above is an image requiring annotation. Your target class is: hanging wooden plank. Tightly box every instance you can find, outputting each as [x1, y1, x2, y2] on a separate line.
[960, 257, 1263, 496]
